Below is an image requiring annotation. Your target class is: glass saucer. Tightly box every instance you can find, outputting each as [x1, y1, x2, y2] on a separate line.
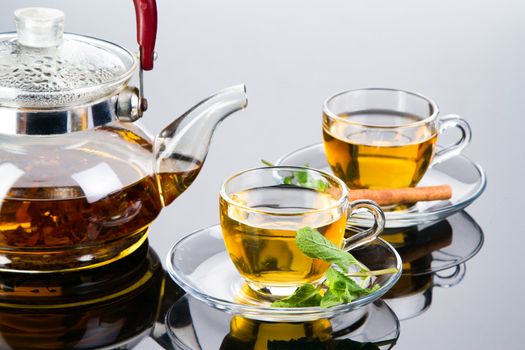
[382, 211, 484, 275]
[275, 143, 487, 228]
[166, 295, 400, 350]
[166, 225, 402, 322]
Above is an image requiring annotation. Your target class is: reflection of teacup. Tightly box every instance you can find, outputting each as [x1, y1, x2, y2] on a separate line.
[382, 219, 453, 265]
[322, 88, 471, 189]
[219, 316, 334, 349]
[381, 219, 463, 321]
[167, 295, 400, 349]
[384, 264, 465, 321]
[220, 166, 384, 296]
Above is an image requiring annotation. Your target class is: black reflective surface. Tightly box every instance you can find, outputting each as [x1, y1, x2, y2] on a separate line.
[167, 296, 400, 350]
[0, 210, 485, 349]
[0, 0, 520, 347]
[0, 241, 184, 350]
[160, 211, 483, 350]
[0, 205, 484, 350]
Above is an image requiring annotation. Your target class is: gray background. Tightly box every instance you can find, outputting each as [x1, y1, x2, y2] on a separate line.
[1, 0, 524, 348]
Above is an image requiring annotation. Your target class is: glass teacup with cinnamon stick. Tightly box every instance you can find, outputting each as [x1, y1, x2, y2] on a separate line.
[322, 88, 471, 207]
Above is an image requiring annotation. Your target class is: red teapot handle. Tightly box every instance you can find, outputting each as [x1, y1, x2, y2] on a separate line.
[133, 0, 157, 70]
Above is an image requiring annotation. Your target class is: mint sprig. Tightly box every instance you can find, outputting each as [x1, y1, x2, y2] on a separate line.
[271, 227, 396, 308]
[294, 227, 359, 271]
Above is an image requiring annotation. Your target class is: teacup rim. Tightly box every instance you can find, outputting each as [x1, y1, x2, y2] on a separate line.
[323, 87, 440, 128]
[220, 165, 349, 216]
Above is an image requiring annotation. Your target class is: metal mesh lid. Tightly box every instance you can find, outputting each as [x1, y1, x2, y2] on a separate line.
[0, 8, 137, 109]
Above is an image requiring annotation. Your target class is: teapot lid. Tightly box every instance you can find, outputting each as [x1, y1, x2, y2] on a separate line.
[0, 8, 137, 109]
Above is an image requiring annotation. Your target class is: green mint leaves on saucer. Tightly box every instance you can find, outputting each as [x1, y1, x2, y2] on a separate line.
[270, 284, 322, 308]
[320, 267, 380, 308]
[271, 227, 393, 308]
[261, 160, 328, 192]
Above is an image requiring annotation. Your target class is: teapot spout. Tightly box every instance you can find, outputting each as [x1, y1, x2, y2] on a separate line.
[153, 84, 248, 207]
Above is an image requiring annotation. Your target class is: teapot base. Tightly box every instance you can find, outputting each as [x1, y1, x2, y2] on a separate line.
[0, 228, 149, 273]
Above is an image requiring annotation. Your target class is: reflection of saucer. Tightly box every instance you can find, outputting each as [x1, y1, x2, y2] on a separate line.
[0, 241, 174, 349]
[383, 264, 466, 321]
[166, 225, 401, 322]
[382, 211, 483, 275]
[166, 295, 400, 350]
[276, 143, 486, 228]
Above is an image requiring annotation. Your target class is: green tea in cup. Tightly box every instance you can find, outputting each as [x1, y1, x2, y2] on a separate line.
[219, 166, 384, 296]
[322, 88, 471, 189]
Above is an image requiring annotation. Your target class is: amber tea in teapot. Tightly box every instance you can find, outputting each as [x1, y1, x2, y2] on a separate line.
[0, 168, 201, 247]
[0, 126, 202, 271]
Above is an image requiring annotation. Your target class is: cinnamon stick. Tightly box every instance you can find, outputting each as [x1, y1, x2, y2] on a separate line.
[347, 185, 452, 206]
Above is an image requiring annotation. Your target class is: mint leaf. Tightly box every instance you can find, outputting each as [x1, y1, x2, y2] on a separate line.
[260, 159, 328, 192]
[295, 168, 328, 192]
[320, 269, 380, 308]
[271, 284, 322, 308]
[267, 227, 389, 309]
[322, 268, 357, 306]
[366, 284, 381, 293]
[283, 175, 294, 185]
[326, 267, 362, 294]
[295, 168, 309, 184]
[327, 267, 381, 302]
[316, 179, 328, 192]
[320, 289, 344, 308]
[295, 227, 359, 272]
[325, 268, 351, 295]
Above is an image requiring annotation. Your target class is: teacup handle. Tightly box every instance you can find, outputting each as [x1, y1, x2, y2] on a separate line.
[343, 200, 385, 251]
[432, 264, 466, 288]
[431, 114, 472, 166]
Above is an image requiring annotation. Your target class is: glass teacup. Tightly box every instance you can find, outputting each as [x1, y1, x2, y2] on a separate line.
[322, 88, 472, 189]
[219, 166, 385, 296]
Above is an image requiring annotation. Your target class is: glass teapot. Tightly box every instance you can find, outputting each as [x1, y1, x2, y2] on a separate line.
[0, 1, 248, 272]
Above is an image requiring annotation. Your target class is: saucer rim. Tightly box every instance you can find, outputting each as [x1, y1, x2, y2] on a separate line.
[166, 224, 402, 321]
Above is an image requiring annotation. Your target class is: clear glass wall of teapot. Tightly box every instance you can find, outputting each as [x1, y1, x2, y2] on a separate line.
[0, 5, 248, 272]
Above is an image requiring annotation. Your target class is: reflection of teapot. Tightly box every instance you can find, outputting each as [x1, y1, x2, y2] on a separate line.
[0, 241, 184, 349]
[0, 2, 247, 272]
